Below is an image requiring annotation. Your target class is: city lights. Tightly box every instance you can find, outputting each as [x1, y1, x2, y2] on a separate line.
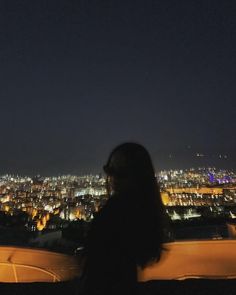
[0, 168, 235, 230]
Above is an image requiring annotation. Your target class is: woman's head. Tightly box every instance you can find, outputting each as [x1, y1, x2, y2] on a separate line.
[103, 142, 156, 195]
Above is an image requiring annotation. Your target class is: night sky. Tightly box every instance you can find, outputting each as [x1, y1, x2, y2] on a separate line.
[0, 0, 236, 175]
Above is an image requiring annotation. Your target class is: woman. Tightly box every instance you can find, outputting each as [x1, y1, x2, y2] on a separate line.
[79, 143, 165, 295]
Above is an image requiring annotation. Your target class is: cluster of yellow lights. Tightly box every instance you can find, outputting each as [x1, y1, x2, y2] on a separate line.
[3, 205, 10, 212]
[75, 209, 81, 219]
[160, 192, 170, 206]
[32, 208, 37, 219]
[166, 187, 223, 195]
[75, 208, 87, 220]
[54, 208, 60, 215]
[160, 187, 226, 206]
[36, 213, 50, 231]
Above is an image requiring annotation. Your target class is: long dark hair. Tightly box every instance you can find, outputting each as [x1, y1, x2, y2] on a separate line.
[103, 142, 165, 268]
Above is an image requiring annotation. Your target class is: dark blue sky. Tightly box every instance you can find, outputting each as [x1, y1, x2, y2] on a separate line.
[0, 0, 236, 175]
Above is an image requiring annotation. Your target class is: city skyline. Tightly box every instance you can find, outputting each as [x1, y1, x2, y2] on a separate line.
[1, 1, 236, 175]
[0, 147, 235, 176]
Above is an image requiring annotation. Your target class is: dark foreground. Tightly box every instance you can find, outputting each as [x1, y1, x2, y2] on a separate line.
[0, 279, 236, 295]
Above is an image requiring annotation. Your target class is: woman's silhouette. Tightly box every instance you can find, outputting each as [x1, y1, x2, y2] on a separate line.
[79, 143, 165, 295]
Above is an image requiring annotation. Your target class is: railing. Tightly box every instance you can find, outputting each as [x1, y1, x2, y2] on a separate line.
[138, 239, 236, 281]
[0, 246, 79, 283]
[1, 240, 236, 283]
[0, 262, 60, 283]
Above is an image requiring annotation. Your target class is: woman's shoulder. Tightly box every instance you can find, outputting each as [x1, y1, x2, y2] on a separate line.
[89, 195, 121, 226]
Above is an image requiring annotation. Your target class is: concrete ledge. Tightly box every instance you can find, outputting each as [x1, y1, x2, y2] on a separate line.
[0, 246, 79, 282]
[139, 240, 236, 281]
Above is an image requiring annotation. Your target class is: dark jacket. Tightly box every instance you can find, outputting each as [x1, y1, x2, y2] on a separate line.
[79, 194, 138, 295]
